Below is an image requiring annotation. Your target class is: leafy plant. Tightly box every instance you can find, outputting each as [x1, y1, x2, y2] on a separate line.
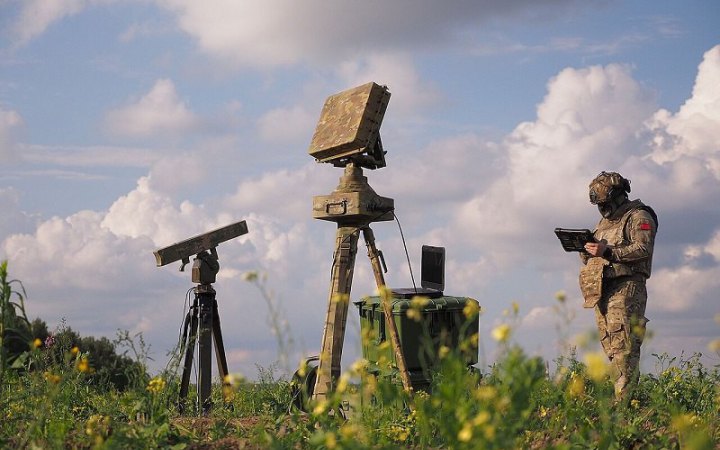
[0, 260, 32, 382]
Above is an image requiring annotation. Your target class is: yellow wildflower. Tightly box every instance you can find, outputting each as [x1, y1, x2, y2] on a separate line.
[474, 385, 497, 401]
[457, 423, 473, 442]
[511, 301, 519, 315]
[325, 432, 337, 449]
[568, 373, 585, 398]
[377, 285, 393, 299]
[708, 338, 720, 353]
[491, 324, 511, 343]
[472, 411, 490, 426]
[467, 332, 479, 349]
[146, 376, 166, 394]
[76, 357, 91, 373]
[630, 399, 640, 409]
[296, 359, 307, 377]
[584, 352, 608, 382]
[350, 358, 369, 374]
[671, 413, 698, 433]
[340, 423, 360, 440]
[405, 296, 429, 321]
[439, 345, 450, 359]
[85, 414, 110, 440]
[390, 425, 409, 442]
[71, 346, 80, 355]
[632, 324, 646, 339]
[33, 338, 42, 349]
[313, 399, 329, 415]
[539, 405, 549, 418]
[555, 291, 566, 303]
[43, 371, 62, 384]
[483, 424, 496, 440]
[336, 373, 350, 394]
[463, 299, 480, 319]
[363, 376, 378, 396]
[360, 326, 375, 345]
[410, 295, 430, 309]
[406, 308, 421, 322]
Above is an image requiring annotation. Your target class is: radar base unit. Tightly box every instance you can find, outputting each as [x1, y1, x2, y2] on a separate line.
[313, 164, 394, 223]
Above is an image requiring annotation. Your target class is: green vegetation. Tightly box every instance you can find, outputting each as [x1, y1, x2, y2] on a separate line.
[1, 261, 719, 448]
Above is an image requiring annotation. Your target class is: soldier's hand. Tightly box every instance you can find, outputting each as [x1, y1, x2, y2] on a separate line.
[584, 240, 607, 257]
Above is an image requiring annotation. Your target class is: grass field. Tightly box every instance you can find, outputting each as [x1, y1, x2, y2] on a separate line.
[2, 263, 719, 449]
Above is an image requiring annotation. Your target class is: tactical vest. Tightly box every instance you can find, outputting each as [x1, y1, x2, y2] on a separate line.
[593, 199, 657, 279]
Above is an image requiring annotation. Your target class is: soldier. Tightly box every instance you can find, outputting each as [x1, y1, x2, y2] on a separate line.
[579, 171, 658, 401]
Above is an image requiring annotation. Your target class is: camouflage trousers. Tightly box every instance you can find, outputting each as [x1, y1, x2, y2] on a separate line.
[594, 276, 648, 401]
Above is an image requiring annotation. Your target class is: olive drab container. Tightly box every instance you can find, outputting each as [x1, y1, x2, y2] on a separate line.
[355, 295, 480, 391]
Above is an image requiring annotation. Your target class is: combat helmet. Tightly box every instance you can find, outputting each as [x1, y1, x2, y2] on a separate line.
[589, 171, 631, 218]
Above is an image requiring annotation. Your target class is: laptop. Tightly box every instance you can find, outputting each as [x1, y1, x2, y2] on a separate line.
[391, 245, 445, 299]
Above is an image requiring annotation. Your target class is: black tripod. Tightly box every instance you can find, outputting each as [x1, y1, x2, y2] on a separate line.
[178, 249, 230, 414]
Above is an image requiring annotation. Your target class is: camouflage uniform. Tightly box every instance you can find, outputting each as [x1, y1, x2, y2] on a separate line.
[580, 172, 657, 400]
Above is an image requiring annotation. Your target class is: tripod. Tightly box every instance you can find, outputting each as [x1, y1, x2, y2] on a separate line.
[311, 164, 412, 401]
[178, 250, 230, 414]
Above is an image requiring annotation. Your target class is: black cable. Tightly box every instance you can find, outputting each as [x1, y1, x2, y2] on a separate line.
[165, 287, 195, 376]
[393, 211, 417, 292]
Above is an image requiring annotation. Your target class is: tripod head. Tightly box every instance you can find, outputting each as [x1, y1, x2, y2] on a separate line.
[192, 248, 219, 285]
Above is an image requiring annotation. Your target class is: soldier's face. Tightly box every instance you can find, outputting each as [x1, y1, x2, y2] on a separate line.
[598, 202, 614, 218]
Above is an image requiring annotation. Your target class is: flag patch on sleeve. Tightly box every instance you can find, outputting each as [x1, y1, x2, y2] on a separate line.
[639, 223, 652, 231]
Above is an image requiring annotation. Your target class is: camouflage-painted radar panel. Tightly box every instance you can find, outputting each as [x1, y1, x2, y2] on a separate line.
[308, 82, 390, 165]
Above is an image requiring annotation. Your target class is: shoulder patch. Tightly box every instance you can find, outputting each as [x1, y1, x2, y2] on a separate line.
[639, 222, 652, 231]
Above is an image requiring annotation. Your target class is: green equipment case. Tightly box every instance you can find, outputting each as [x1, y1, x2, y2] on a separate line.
[354, 295, 479, 391]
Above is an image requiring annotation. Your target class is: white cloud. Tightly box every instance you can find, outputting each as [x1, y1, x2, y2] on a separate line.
[650, 265, 720, 315]
[223, 163, 335, 223]
[155, 0, 574, 68]
[101, 176, 210, 246]
[646, 45, 720, 178]
[0, 187, 35, 239]
[0, 176, 330, 375]
[434, 63, 658, 269]
[0, 106, 23, 162]
[7, 0, 90, 46]
[146, 152, 209, 193]
[105, 79, 202, 137]
[2, 209, 155, 291]
[257, 106, 316, 144]
[21, 144, 159, 167]
[335, 53, 442, 115]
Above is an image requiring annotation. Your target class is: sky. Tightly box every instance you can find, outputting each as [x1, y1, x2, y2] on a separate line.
[1, 0, 719, 380]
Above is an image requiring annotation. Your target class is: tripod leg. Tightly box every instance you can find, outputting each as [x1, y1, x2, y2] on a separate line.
[179, 298, 199, 414]
[212, 300, 231, 398]
[312, 226, 359, 401]
[362, 227, 413, 396]
[197, 288, 214, 414]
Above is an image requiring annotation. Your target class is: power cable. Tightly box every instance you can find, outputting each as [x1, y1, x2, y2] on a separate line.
[392, 211, 417, 292]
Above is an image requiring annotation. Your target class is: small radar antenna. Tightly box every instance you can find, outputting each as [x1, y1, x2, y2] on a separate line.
[153, 220, 248, 414]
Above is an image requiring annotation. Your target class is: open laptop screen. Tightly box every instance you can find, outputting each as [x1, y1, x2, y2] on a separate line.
[421, 245, 445, 292]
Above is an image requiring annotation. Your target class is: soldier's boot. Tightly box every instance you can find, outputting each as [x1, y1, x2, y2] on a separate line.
[612, 352, 642, 404]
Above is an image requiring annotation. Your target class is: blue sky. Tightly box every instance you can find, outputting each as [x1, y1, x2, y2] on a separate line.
[1, 0, 719, 378]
